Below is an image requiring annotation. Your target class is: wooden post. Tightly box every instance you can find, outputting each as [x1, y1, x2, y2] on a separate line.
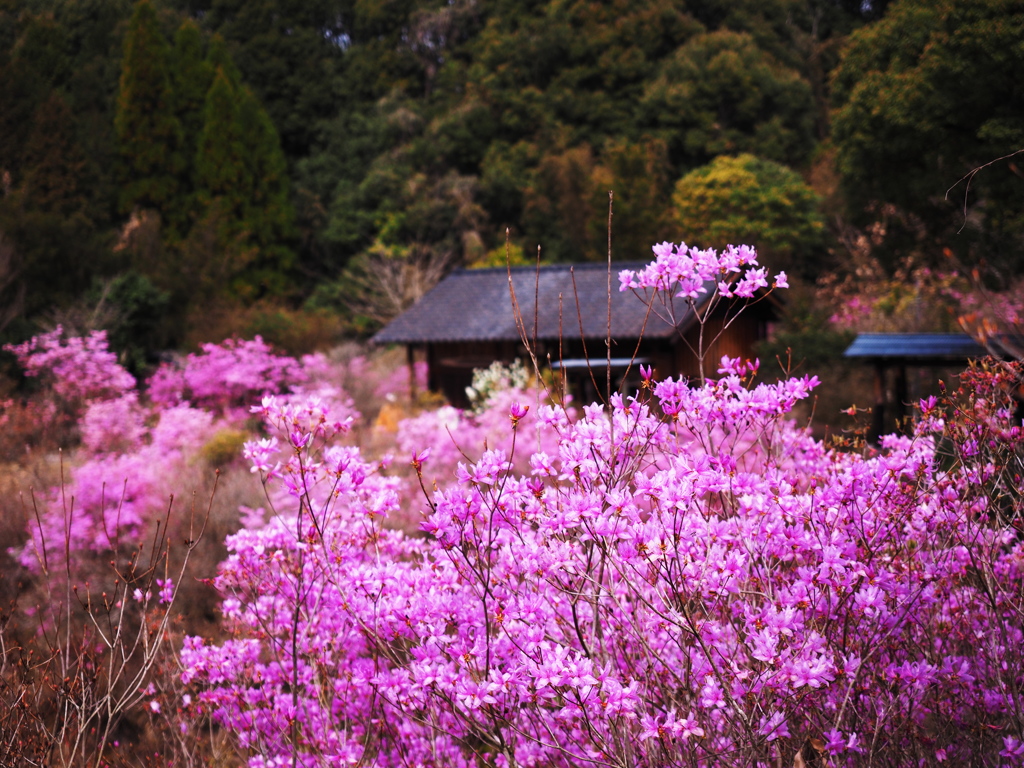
[407, 344, 417, 403]
[893, 364, 908, 433]
[872, 363, 886, 442]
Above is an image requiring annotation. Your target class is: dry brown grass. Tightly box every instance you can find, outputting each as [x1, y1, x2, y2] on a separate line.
[0, 441, 266, 766]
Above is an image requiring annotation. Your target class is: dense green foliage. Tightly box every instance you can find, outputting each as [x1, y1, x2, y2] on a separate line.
[116, 0, 184, 215]
[0, 0, 129, 336]
[0, 0, 1020, 349]
[673, 154, 824, 276]
[832, 0, 1024, 271]
[116, 7, 295, 312]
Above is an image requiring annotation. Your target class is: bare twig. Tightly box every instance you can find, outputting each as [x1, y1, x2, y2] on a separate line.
[945, 148, 1024, 234]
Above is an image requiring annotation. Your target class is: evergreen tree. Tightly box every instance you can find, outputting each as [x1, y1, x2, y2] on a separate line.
[642, 30, 817, 169]
[167, 18, 213, 229]
[195, 67, 247, 202]
[204, 32, 244, 92]
[49, 0, 133, 233]
[171, 0, 348, 162]
[193, 50, 295, 300]
[0, 2, 132, 338]
[236, 87, 293, 253]
[589, 139, 675, 260]
[20, 92, 89, 216]
[0, 12, 71, 184]
[0, 92, 107, 326]
[170, 19, 212, 154]
[115, 0, 184, 215]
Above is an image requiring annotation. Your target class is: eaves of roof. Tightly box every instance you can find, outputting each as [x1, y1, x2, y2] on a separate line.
[372, 263, 712, 345]
[843, 333, 988, 362]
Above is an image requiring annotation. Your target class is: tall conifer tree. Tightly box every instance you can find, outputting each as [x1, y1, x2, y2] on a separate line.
[193, 41, 294, 299]
[4, 92, 103, 321]
[167, 18, 212, 230]
[115, 0, 184, 216]
[195, 66, 248, 201]
[20, 92, 88, 216]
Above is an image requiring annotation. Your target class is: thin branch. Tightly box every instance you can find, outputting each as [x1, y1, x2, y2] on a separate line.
[945, 148, 1024, 234]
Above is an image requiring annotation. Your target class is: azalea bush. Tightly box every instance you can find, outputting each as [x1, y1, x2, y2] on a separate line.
[147, 336, 307, 421]
[3, 243, 1023, 766]
[395, 380, 567, 490]
[0, 332, 364, 765]
[2, 326, 137, 452]
[179, 243, 1024, 767]
[5, 326, 136, 409]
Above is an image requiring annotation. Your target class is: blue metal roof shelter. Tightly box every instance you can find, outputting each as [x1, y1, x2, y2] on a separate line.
[843, 332, 992, 440]
[844, 333, 988, 363]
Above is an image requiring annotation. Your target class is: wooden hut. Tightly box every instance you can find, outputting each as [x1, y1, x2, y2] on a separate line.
[372, 263, 777, 406]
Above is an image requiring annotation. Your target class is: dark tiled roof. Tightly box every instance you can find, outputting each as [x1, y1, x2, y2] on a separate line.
[843, 333, 988, 361]
[372, 263, 708, 344]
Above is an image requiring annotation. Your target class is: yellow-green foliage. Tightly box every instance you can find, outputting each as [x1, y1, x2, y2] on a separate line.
[468, 242, 531, 269]
[673, 153, 823, 275]
[200, 428, 249, 468]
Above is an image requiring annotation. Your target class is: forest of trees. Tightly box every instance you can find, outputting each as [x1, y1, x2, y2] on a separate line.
[1, 0, 1022, 361]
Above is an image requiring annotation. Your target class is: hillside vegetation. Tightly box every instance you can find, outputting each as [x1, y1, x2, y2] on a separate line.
[2, 0, 1022, 353]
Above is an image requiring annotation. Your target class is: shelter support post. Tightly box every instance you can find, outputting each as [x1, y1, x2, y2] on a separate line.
[893, 364, 908, 432]
[872, 363, 886, 443]
[407, 344, 417, 403]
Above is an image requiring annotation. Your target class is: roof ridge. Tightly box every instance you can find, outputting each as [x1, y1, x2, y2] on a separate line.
[451, 261, 649, 276]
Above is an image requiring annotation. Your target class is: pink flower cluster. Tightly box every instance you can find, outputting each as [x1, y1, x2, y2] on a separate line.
[396, 384, 566, 490]
[4, 326, 135, 407]
[80, 393, 147, 454]
[9, 334, 352, 573]
[618, 241, 786, 300]
[147, 336, 306, 420]
[17, 404, 217, 569]
[342, 353, 428, 401]
[184, 371, 1024, 766]
[182, 244, 1023, 767]
[282, 352, 360, 432]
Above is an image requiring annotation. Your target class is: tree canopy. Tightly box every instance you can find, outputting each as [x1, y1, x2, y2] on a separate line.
[831, 0, 1024, 270]
[673, 153, 825, 276]
[0, 0, 1021, 348]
